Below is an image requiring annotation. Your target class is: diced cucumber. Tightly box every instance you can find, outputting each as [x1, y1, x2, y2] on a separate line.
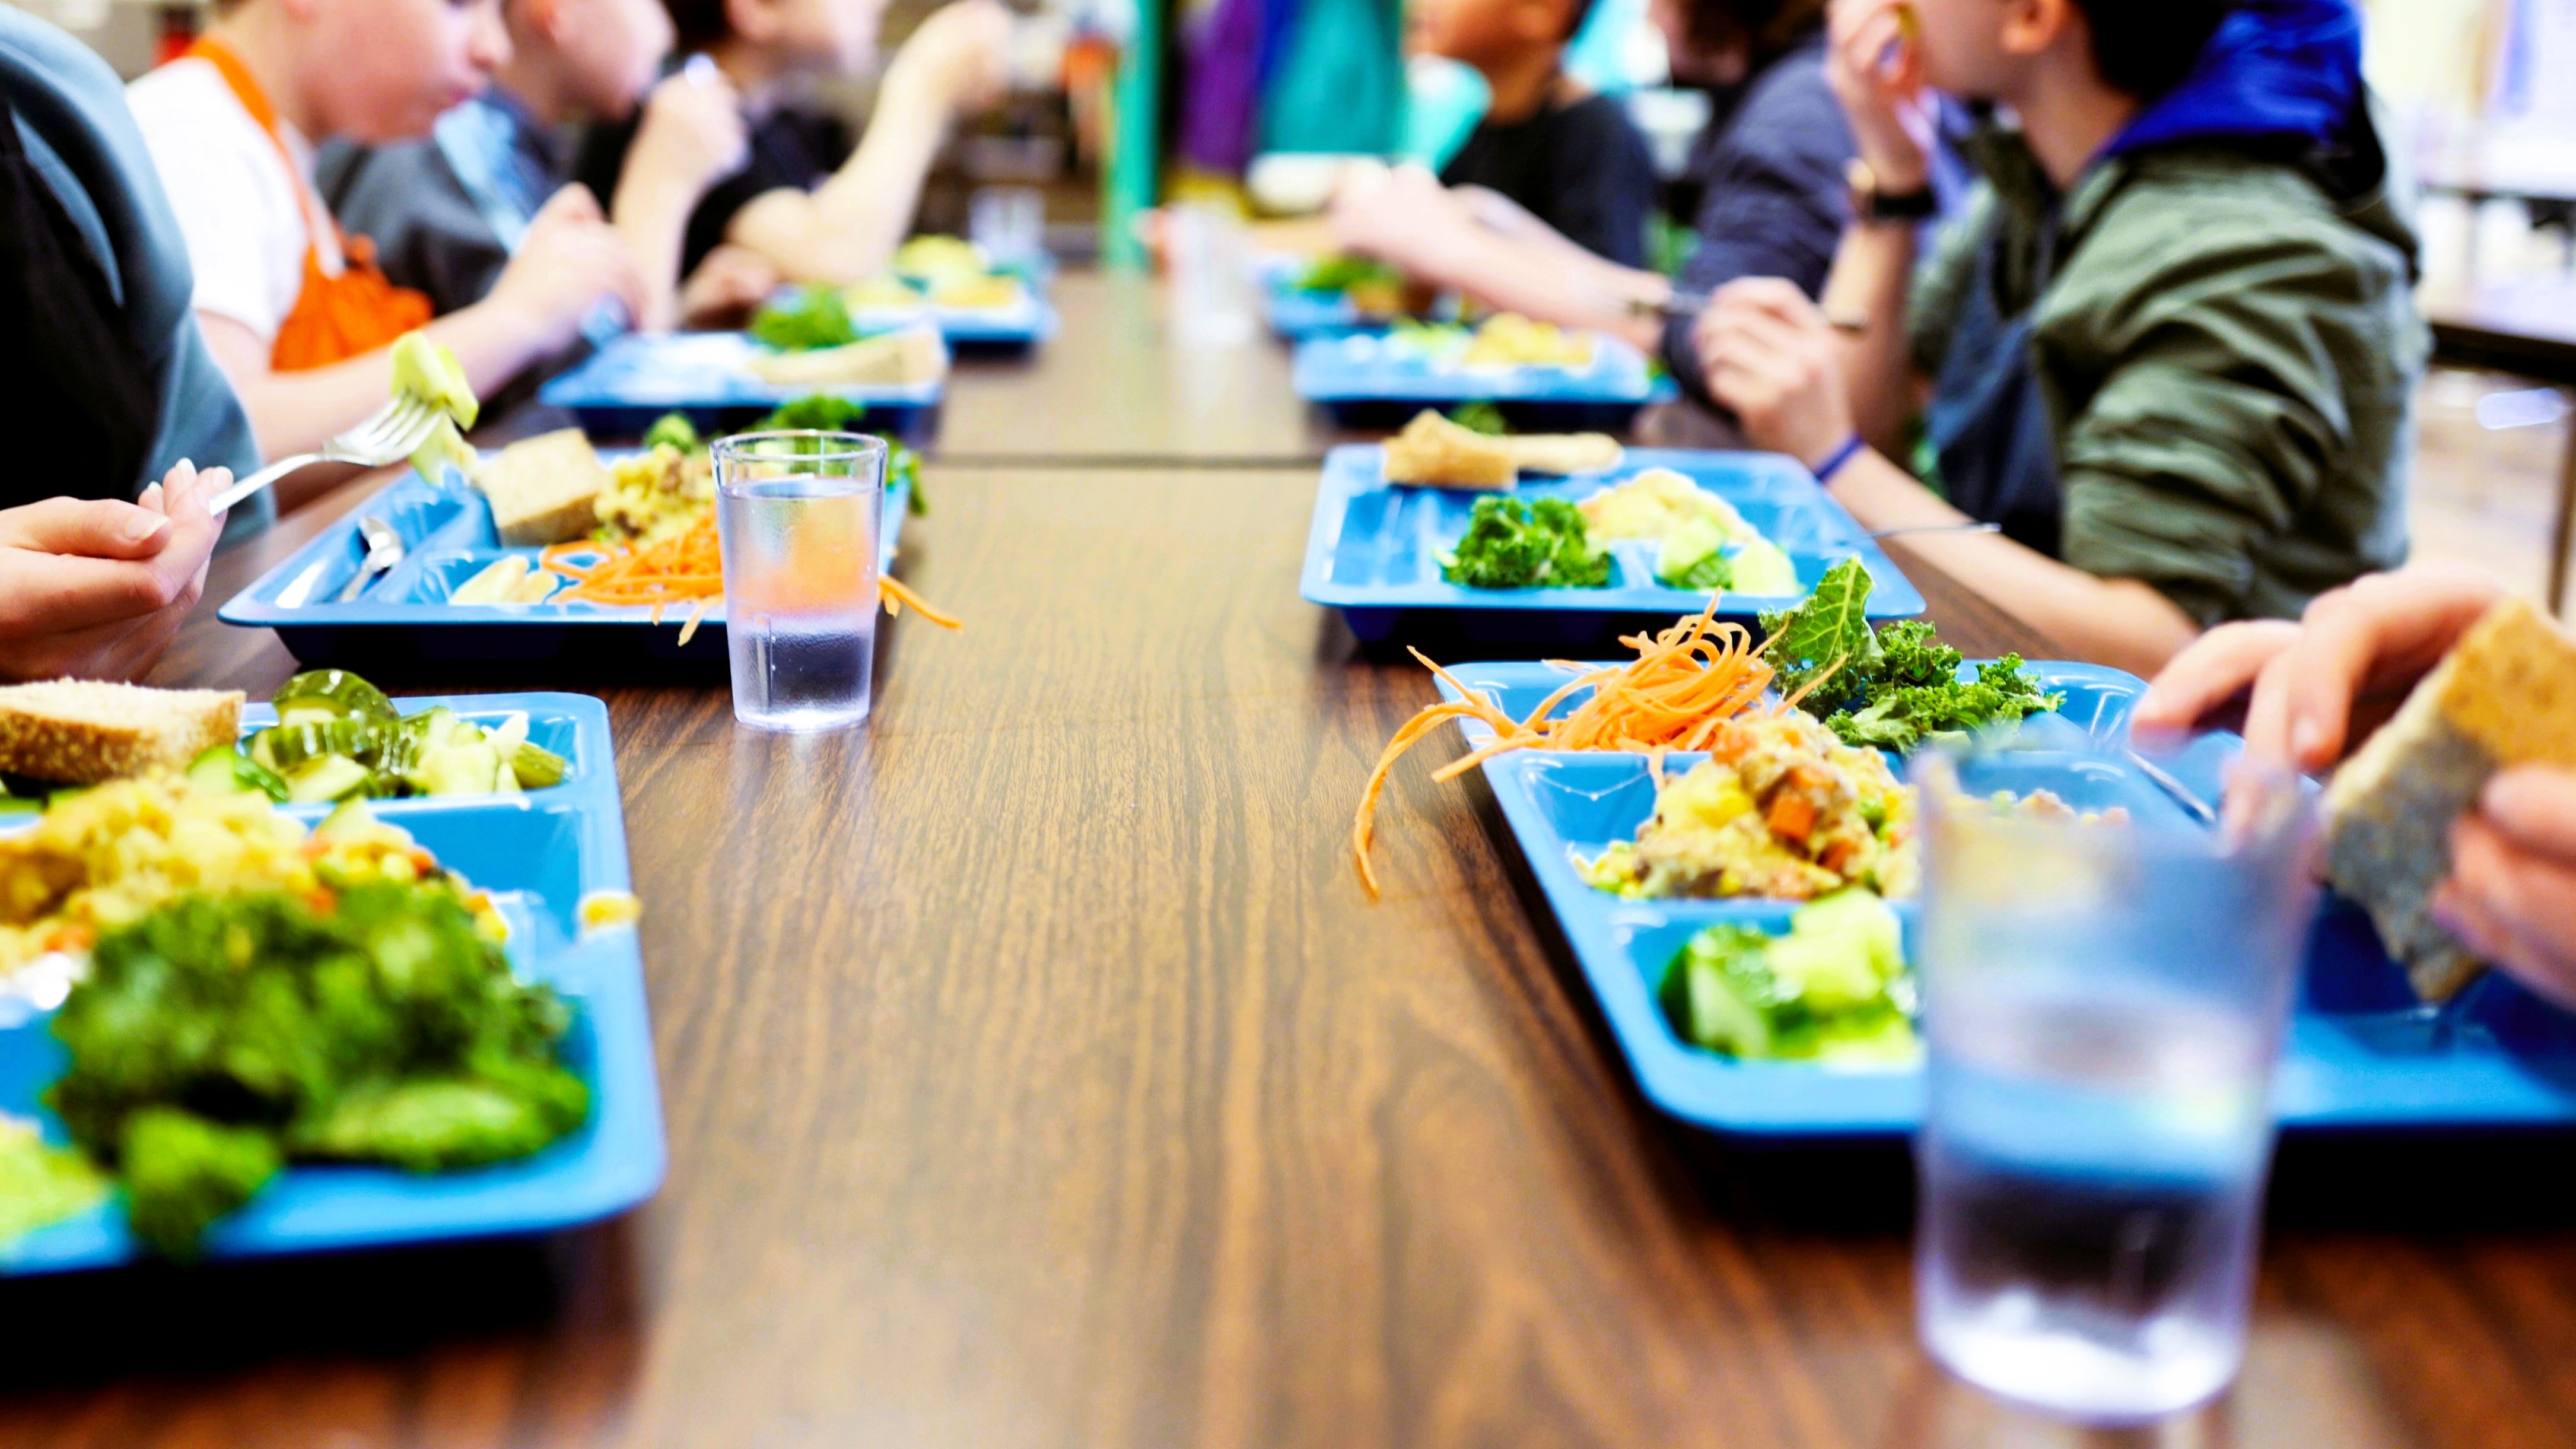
[186, 745, 291, 802]
[314, 796, 379, 841]
[283, 754, 375, 804]
[508, 741, 568, 789]
[1654, 514, 1732, 588]
[273, 669, 397, 723]
[415, 740, 504, 796]
[1727, 539, 1798, 596]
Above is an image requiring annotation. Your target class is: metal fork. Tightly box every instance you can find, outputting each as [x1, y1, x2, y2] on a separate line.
[208, 396, 444, 514]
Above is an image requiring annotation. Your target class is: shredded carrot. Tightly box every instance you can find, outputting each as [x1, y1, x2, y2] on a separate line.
[879, 574, 962, 629]
[1351, 593, 1776, 897]
[539, 510, 961, 634]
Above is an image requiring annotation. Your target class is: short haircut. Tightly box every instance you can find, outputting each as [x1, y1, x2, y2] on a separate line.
[664, 0, 733, 51]
[1669, 0, 1827, 65]
[2068, 0, 2237, 100]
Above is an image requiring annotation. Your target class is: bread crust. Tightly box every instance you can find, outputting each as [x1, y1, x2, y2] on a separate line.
[0, 681, 244, 785]
[2323, 599, 2576, 999]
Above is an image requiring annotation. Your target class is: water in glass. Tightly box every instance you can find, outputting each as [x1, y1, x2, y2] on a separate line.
[714, 433, 883, 732]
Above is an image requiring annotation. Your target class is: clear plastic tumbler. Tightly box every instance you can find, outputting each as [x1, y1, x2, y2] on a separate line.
[1911, 749, 2318, 1424]
[711, 431, 885, 732]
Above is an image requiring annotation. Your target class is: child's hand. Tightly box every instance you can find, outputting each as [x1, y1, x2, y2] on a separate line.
[1824, 0, 1932, 193]
[0, 460, 227, 683]
[678, 244, 782, 328]
[2436, 768, 2576, 1011]
[628, 68, 750, 201]
[2137, 563, 2508, 773]
[885, 0, 1012, 117]
[1695, 278, 1857, 467]
[486, 185, 649, 348]
[1327, 164, 1459, 272]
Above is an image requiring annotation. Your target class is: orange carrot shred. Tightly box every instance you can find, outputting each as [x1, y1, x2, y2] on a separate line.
[1350, 593, 1774, 898]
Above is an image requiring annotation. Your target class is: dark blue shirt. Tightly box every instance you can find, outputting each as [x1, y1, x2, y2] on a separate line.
[1658, 31, 1855, 405]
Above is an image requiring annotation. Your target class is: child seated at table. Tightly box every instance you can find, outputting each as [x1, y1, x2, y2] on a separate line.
[1692, 0, 2421, 677]
[125, 0, 646, 506]
[322, 0, 764, 333]
[571, 0, 1012, 286]
[1331, 0, 1850, 382]
[1362, 0, 1660, 267]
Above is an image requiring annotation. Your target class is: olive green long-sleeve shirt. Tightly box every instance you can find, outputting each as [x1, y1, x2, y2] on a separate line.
[1909, 128, 2426, 625]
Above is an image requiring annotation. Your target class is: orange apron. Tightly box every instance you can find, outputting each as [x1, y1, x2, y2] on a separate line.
[186, 37, 432, 371]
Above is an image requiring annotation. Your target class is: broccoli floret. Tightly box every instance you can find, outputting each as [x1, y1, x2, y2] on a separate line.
[119, 1108, 281, 1260]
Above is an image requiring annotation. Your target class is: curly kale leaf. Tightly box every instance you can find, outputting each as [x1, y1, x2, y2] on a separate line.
[640, 412, 701, 453]
[1441, 495, 1608, 590]
[1758, 557, 1880, 710]
[47, 884, 586, 1256]
[748, 285, 858, 351]
[119, 1107, 281, 1260]
[1446, 401, 1509, 436]
[1821, 651, 2068, 752]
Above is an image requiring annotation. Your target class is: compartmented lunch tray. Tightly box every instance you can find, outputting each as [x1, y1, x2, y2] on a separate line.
[1301, 446, 1927, 648]
[847, 288, 1056, 352]
[1, 691, 666, 1275]
[1293, 329, 1680, 430]
[217, 470, 911, 677]
[1433, 660, 2576, 1139]
[538, 332, 944, 438]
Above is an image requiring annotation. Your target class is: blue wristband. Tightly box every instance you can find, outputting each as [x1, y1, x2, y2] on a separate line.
[1809, 433, 1867, 482]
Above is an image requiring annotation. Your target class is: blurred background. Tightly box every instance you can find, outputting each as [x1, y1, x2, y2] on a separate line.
[5, 0, 2574, 608]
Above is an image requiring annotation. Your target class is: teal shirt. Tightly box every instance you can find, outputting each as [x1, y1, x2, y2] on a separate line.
[1910, 126, 2425, 624]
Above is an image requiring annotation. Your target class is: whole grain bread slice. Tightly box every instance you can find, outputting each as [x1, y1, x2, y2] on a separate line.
[0, 679, 244, 785]
[2323, 598, 2576, 999]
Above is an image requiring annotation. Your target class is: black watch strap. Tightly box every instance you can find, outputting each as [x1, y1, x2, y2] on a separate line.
[1846, 158, 1938, 223]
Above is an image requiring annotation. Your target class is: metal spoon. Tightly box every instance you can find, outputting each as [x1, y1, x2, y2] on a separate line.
[338, 515, 406, 602]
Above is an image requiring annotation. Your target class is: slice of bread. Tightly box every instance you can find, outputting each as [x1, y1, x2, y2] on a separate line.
[1505, 432, 1623, 476]
[0, 680, 244, 784]
[1382, 409, 1515, 489]
[2323, 598, 2576, 999]
[476, 428, 612, 546]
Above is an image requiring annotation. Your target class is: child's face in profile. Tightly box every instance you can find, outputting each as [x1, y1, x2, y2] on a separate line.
[1896, 0, 2028, 102]
[551, 0, 678, 118]
[305, 0, 511, 143]
[1405, 0, 1567, 69]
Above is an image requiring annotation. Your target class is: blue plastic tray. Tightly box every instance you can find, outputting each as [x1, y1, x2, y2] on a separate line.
[539, 332, 944, 438]
[1302, 446, 1928, 646]
[1431, 660, 2576, 1139]
[1, 691, 664, 1274]
[218, 466, 910, 676]
[1293, 329, 1680, 429]
[848, 287, 1055, 352]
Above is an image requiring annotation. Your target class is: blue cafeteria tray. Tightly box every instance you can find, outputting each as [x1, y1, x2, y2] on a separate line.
[538, 331, 944, 438]
[1, 691, 665, 1274]
[1301, 446, 1928, 646]
[848, 286, 1056, 352]
[218, 466, 910, 676]
[1293, 328, 1680, 430]
[1428, 660, 2576, 1139]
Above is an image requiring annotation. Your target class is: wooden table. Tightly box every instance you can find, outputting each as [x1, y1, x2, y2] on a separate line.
[9, 456, 2576, 1448]
[2423, 275, 2576, 614]
[939, 271, 1337, 466]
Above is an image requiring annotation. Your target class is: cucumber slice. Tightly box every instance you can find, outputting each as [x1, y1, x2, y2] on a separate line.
[273, 670, 397, 724]
[283, 754, 374, 804]
[251, 719, 377, 771]
[508, 741, 569, 789]
[314, 797, 379, 841]
[186, 745, 291, 802]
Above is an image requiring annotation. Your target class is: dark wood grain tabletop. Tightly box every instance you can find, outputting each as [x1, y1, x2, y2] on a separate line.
[8, 453, 2576, 1447]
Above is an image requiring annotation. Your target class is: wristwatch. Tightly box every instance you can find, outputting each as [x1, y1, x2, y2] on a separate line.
[1846, 158, 1937, 224]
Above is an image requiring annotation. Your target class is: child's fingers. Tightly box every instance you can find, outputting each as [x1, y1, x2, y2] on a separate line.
[0, 496, 173, 560]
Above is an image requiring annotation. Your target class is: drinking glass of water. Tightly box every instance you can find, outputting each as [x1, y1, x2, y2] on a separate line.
[1911, 748, 2317, 1425]
[712, 430, 885, 732]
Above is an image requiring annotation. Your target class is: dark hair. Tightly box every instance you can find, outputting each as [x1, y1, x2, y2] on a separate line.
[1672, 0, 1826, 66]
[665, 0, 733, 52]
[2068, 0, 2236, 100]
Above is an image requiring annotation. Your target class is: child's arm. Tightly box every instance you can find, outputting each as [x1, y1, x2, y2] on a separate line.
[0, 460, 225, 684]
[200, 188, 644, 503]
[724, 0, 1010, 284]
[1328, 166, 1665, 351]
[610, 69, 750, 331]
[1699, 278, 2200, 676]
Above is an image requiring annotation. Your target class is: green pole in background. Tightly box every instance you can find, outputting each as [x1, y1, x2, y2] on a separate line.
[1101, 0, 1162, 270]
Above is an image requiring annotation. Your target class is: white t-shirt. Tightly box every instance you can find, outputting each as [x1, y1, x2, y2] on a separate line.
[126, 56, 345, 348]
